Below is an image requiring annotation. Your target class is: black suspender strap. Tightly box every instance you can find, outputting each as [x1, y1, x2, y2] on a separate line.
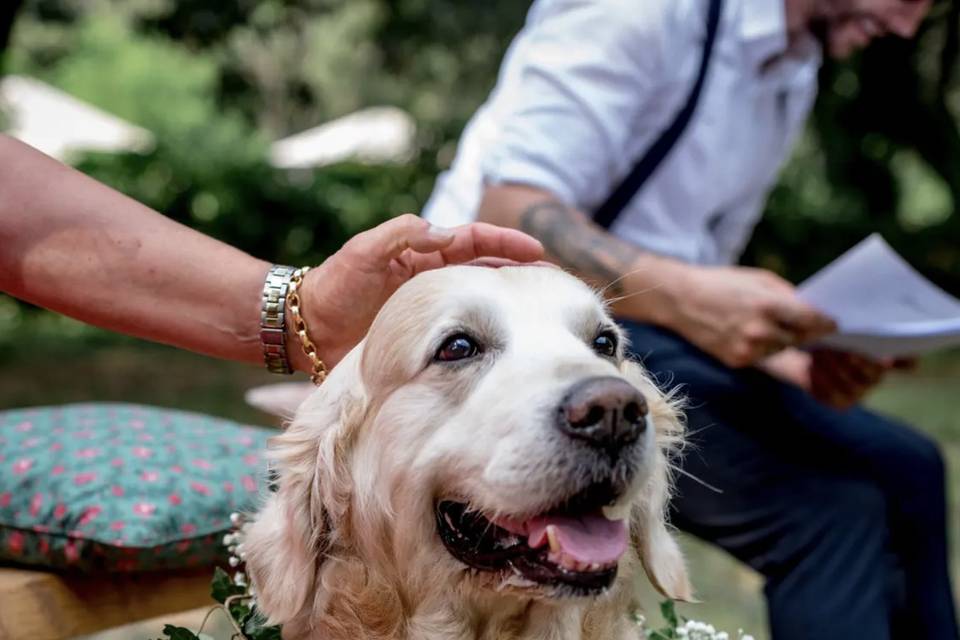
[592, 0, 723, 230]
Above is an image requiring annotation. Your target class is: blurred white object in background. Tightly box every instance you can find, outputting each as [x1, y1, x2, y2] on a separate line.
[244, 381, 315, 418]
[270, 106, 416, 169]
[0, 75, 154, 160]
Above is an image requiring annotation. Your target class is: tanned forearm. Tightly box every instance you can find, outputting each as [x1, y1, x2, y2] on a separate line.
[478, 183, 687, 323]
[0, 135, 290, 369]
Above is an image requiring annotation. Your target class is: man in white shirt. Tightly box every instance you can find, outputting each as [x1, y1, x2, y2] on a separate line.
[424, 0, 958, 638]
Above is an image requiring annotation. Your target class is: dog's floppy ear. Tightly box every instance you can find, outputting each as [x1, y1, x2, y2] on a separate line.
[243, 348, 368, 624]
[621, 360, 693, 602]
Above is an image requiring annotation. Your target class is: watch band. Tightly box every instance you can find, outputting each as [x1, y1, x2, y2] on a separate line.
[260, 264, 297, 375]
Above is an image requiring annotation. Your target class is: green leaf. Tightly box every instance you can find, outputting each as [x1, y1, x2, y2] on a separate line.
[158, 624, 202, 640]
[660, 599, 679, 629]
[243, 609, 283, 640]
[211, 567, 246, 604]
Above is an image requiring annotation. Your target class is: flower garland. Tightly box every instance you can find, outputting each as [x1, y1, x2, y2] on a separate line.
[157, 516, 754, 640]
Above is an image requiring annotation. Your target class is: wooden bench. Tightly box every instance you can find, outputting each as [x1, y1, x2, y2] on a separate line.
[0, 566, 215, 640]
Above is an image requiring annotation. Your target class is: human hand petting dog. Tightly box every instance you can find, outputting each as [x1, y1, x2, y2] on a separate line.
[292, 214, 544, 370]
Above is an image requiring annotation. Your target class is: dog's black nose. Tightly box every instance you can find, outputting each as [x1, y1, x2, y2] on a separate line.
[557, 376, 648, 451]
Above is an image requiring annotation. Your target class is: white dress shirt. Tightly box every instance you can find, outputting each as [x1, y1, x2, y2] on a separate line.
[423, 0, 822, 266]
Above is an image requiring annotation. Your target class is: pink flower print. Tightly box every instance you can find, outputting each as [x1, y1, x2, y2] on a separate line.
[165, 445, 178, 453]
[176, 540, 191, 553]
[53, 503, 67, 519]
[237, 434, 254, 446]
[38, 538, 50, 555]
[51, 465, 65, 476]
[11, 458, 33, 475]
[190, 481, 211, 496]
[110, 521, 125, 531]
[138, 433, 154, 442]
[78, 505, 102, 527]
[141, 470, 159, 482]
[73, 472, 97, 486]
[243, 453, 259, 466]
[49, 442, 63, 452]
[64, 540, 80, 563]
[129, 419, 145, 430]
[29, 493, 42, 517]
[131, 446, 152, 459]
[0, 493, 11, 508]
[168, 493, 182, 506]
[133, 502, 156, 517]
[111, 485, 124, 497]
[32, 524, 49, 533]
[242, 475, 257, 492]
[7, 531, 24, 555]
[111, 458, 124, 468]
[22, 437, 40, 449]
[222, 481, 234, 493]
[76, 447, 101, 460]
[15, 421, 32, 432]
[181, 523, 197, 535]
[170, 465, 183, 474]
[73, 429, 93, 439]
[192, 459, 213, 471]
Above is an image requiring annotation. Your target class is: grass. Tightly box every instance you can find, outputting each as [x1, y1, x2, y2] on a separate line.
[1, 310, 958, 639]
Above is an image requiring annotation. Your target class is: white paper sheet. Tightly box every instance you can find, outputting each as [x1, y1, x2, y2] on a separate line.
[797, 234, 960, 358]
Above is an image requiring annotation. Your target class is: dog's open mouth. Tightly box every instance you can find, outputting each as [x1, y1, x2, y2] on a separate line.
[435, 482, 630, 595]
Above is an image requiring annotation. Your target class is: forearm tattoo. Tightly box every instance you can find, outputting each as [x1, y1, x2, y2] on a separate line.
[518, 200, 638, 295]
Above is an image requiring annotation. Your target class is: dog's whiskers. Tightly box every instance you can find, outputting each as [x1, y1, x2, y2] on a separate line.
[672, 467, 724, 494]
[604, 282, 666, 306]
[598, 266, 658, 297]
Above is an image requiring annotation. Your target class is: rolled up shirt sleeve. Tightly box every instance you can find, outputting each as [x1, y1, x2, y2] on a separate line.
[481, 0, 670, 208]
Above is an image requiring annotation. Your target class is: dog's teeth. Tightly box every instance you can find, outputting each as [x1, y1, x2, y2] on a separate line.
[589, 562, 600, 571]
[546, 525, 561, 554]
[601, 503, 631, 521]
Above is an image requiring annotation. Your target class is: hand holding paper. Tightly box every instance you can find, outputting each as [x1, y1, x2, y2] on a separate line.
[797, 234, 960, 358]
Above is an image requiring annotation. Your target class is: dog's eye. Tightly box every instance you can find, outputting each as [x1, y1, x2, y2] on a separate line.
[435, 334, 481, 362]
[592, 331, 618, 357]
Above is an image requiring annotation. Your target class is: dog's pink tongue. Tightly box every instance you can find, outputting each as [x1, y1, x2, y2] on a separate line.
[527, 513, 628, 565]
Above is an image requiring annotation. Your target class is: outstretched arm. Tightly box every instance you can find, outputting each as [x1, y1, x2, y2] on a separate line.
[0, 135, 543, 370]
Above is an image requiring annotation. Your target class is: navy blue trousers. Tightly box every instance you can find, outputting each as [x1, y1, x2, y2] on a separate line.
[622, 321, 958, 640]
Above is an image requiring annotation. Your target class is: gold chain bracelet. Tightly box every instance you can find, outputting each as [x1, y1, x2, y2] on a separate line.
[287, 266, 329, 385]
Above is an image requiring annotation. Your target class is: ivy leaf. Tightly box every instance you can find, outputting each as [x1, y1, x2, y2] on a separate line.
[244, 613, 283, 640]
[211, 566, 246, 604]
[660, 600, 679, 629]
[157, 624, 202, 640]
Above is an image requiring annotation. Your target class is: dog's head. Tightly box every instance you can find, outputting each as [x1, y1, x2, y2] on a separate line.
[243, 265, 690, 631]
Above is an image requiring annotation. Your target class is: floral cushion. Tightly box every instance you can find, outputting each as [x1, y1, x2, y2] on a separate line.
[0, 403, 272, 571]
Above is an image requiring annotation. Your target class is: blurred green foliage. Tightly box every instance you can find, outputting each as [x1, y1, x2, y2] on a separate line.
[0, 0, 958, 290]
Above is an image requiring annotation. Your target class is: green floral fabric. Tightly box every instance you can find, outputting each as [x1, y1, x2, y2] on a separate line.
[0, 403, 272, 571]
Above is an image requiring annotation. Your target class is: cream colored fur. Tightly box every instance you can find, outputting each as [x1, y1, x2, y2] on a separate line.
[243, 266, 691, 640]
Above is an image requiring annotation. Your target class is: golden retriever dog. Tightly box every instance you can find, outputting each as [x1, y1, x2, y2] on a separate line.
[242, 265, 691, 640]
